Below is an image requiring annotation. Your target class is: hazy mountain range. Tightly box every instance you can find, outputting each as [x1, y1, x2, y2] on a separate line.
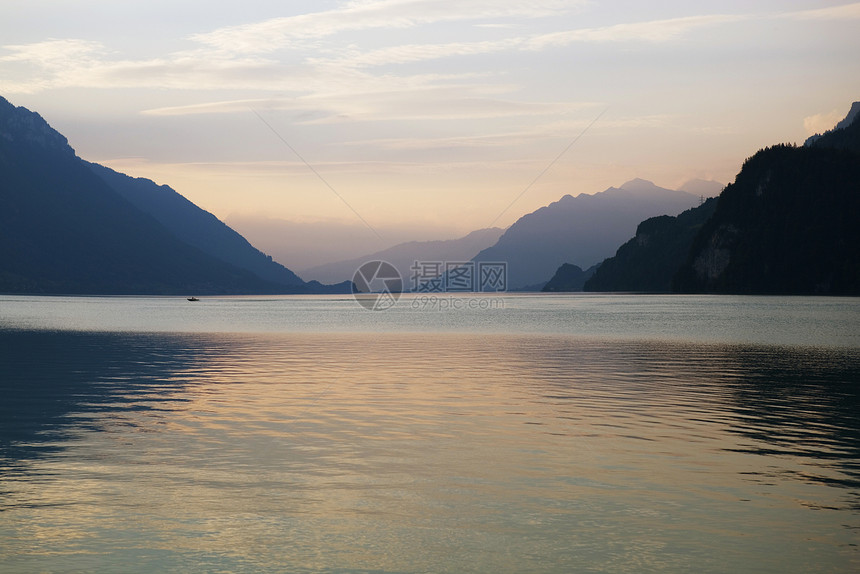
[5, 90, 853, 297]
[301, 227, 504, 285]
[0, 96, 349, 295]
[87, 162, 307, 288]
[471, 178, 704, 289]
[580, 198, 718, 292]
[225, 214, 469, 272]
[543, 100, 860, 296]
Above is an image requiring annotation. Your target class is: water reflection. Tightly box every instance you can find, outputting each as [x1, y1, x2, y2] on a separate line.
[506, 338, 860, 489]
[1, 330, 858, 573]
[0, 329, 217, 466]
[723, 346, 860, 497]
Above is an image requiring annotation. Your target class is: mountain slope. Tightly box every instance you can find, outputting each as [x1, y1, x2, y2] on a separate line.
[88, 162, 306, 287]
[301, 227, 504, 285]
[0, 96, 311, 295]
[678, 179, 724, 198]
[472, 179, 700, 289]
[581, 198, 717, 292]
[804, 101, 860, 149]
[557, 102, 860, 296]
[541, 264, 596, 292]
[673, 144, 860, 295]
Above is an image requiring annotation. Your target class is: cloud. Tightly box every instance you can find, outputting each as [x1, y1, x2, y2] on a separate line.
[3, 0, 855, 121]
[3, 3, 835, 97]
[0, 38, 103, 64]
[142, 83, 599, 127]
[308, 13, 752, 70]
[0, 39, 105, 92]
[780, 2, 860, 21]
[337, 110, 676, 152]
[314, 38, 522, 68]
[526, 14, 748, 49]
[803, 110, 844, 136]
[191, 0, 586, 54]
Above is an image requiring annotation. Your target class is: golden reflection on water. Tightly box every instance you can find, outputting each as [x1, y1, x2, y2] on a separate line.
[1, 331, 859, 573]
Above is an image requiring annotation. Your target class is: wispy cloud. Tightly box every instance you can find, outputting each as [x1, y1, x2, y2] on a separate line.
[0, 38, 103, 65]
[0, 39, 105, 92]
[191, 0, 586, 53]
[780, 2, 860, 21]
[3, 0, 857, 124]
[339, 112, 675, 151]
[313, 38, 522, 68]
[526, 14, 748, 49]
[314, 13, 749, 69]
[803, 110, 844, 136]
[143, 87, 592, 126]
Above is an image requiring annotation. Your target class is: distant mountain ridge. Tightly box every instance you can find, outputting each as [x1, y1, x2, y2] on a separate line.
[677, 179, 724, 197]
[301, 227, 504, 285]
[0, 95, 348, 295]
[675, 103, 860, 295]
[88, 163, 306, 287]
[472, 178, 702, 289]
[674, 143, 860, 295]
[542, 263, 596, 292]
[550, 101, 860, 295]
[578, 198, 717, 292]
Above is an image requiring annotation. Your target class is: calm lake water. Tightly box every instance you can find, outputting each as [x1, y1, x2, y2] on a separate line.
[1, 293, 859, 573]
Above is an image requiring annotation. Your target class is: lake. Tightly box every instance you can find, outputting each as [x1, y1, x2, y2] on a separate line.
[1, 293, 859, 573]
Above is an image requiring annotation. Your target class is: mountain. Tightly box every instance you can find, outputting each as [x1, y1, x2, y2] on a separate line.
[541, 263, 596, 292]
[554, 102, 860, 296]
[805, 101, 860, 153]
[673, 142, 860, 295]
[471, 179, 701, 289]
[579, 198, 717, 292]
[811, 100, 860, 153]
[301, 227, 504, 285]
[88, 163, 307, 287]
[0, 96, 344, 295]
[804, 101, 860, 148]
[675, 104, 860, 295]
[677, 179, 724, 198]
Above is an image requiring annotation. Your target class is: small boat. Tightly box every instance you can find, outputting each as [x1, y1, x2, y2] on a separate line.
[187, 297, 199, 302]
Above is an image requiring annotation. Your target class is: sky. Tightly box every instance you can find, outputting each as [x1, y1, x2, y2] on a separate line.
[2, 0, 860, 262]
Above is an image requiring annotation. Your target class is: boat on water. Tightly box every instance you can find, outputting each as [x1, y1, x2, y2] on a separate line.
[187, 297, 199, 302]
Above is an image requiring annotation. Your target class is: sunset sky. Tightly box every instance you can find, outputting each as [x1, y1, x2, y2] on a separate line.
[2, 0, 859, 256]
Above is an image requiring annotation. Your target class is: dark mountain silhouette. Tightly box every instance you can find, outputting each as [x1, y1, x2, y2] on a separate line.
[677, 178, 724, 198]
[301, 227, 504, 285]
[674, 104, 860, 295]
[541, 263, 596, 292]
[804, 101, 860, 148]
[550, 103, 860, 296]
[579, 198, 717, 292]
[809, 101, 860, 154]
[0, 96, 346, 295]
[88, 163, 307, 287]
[673, 143, 860, 295]
[472, 179, 700, 289]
